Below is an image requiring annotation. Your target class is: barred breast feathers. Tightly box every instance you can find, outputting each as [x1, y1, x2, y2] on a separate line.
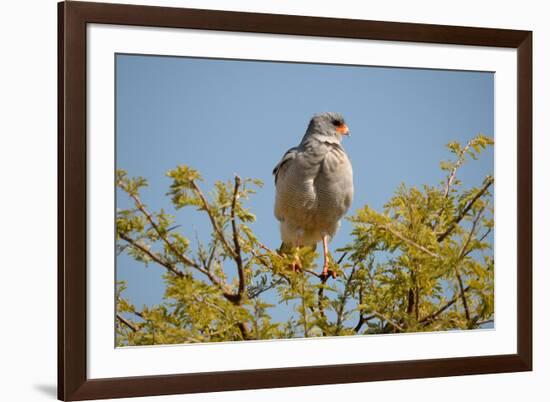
[273, 137, 352, 228]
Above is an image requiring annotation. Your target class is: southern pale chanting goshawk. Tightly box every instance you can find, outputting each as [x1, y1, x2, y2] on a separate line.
[273, 112, 354, 279]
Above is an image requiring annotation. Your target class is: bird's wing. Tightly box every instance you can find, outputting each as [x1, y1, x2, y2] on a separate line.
[272, 147, 298, 185]
[273, 142, 326, 226]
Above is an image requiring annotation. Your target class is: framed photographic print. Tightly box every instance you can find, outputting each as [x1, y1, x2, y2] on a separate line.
[58, 1, 532, 400]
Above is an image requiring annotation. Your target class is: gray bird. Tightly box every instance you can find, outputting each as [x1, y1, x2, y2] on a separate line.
[273, 112, 354, 279]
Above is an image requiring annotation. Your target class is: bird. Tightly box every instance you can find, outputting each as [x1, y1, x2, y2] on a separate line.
[273, 112, 354, 279]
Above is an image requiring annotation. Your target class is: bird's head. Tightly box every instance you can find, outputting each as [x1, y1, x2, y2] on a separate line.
[302, 112, 350, 144]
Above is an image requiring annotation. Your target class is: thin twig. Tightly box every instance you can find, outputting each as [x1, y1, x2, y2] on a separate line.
[373, 312, 404, 332]
[124, 192, 238, 299]
[250, 249, 275, 269]
[303, 268, 321, 279]
[456, 272, 471, 321]
[116, 313, 138, 332]
[458, 206, 485, 260]
[334, 266, 357, 335]
[419, 286, 471, 324]
[118, 232, 235, 299]
[126, 192, 201, 270]
[354, 314, 375, 333]
[336, 252, 348, 265]
[206, 239, 218, 271]
[230, 176, 245, 302]
[317, 274, 330, 334]
[190, 180, 238, 259]
[258, 242, 278, 256]
[354, 282, 366, 333]
[464, 226, 493, 259]
[381, 224, 441, 259]
[192, 294, 251, 341]
[452, 207, 484, 324]
[444, 140, 473, 199]
[434, 140, 473, 230]
[118, 232, 185, 278]
[478, 227, 492, 243]
[437, 176, 494, 242]
[247, 277, 286, 299]
[300, 280, 309, 337]
[475, 319, 494, 327]
[192, 294, 226, 314]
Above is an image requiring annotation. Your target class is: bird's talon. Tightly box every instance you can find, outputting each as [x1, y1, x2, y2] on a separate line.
[320, 268, 337, 281]
[319, 267, 333, 281]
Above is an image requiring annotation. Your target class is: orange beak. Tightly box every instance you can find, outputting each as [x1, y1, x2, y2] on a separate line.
[336, 124, 350, 136]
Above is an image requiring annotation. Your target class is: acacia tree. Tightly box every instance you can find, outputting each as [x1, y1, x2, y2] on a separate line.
[116, 135, 494, 346]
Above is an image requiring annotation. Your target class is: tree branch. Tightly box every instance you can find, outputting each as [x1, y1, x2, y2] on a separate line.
[478, 227, 492, 243]
[334, 266, 357, 335]
[192, 294, 226, 315]
[126, 191, 201, 270]
[122, 191, 241, 300]
[190, 179, 238, 259]
[354, 282, 366, 333]
[437, 176, 494, 242]
[464, 226, 492, 259]
[419, 286, 471, 324]
[237, 322, 252, 340]
[443, 140, 473, 199]
[458, 206, 485, 260]
[230, 176, 245, 302]
[255, 242, 316, 279]
[373, 312, 404, 332]
[118, 232, 185, 278]
[354, 314, 375, 333]
[337, 252, 348, 265]
[118, 231, 235, 299]
[455, 271, 471, 322]
[192, 294, 252, 341]
[475, 319, 494, 327]
[381, 224, 441, 259]
[116, 313, 139, 332]
[317, 275, 330, 335]
[452, 204, 480, 324]
[434, 140, 473, 230]
[257, 242, 279, 256]
[247, 276, 286, 299]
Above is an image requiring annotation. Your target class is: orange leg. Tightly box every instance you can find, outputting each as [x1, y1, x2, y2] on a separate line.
[322, 235, 329, 276]
[321, 235, 336, 279]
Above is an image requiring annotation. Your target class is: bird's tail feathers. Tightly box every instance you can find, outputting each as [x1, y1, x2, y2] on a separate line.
[278, 242, 292, 255]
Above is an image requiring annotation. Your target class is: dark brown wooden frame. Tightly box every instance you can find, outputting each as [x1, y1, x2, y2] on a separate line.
[58, 1, 532, 400]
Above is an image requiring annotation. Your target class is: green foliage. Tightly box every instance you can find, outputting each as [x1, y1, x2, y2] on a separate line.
[116, 136, 494, 345]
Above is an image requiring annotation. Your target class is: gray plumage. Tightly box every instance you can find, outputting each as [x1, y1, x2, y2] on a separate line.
[273, 112, 354, 250]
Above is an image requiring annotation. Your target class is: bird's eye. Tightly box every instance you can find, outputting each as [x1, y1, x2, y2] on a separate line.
[332, 119, 341, 126]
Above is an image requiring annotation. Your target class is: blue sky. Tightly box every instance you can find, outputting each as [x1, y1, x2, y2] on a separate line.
[115, 54, 494, 324]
